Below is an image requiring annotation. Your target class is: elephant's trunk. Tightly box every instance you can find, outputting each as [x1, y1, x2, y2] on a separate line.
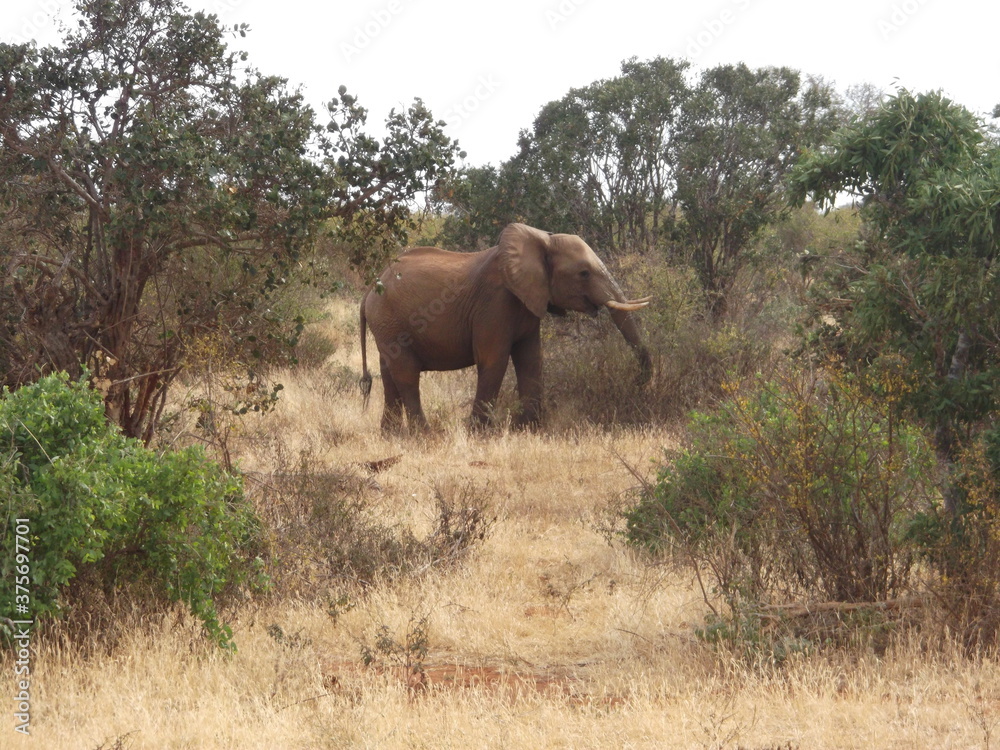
[604, 279, 653, 385]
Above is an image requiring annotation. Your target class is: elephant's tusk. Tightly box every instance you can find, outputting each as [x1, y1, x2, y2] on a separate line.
[606, 298, 651, 312]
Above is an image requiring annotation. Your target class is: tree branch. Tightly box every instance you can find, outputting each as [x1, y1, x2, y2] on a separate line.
[46, 156, 105, 215]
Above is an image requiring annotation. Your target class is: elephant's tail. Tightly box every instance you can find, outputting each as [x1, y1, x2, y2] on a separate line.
[359, 292, 372, 409]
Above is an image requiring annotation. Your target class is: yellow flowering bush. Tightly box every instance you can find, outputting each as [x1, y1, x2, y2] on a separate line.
[626, 364, 937, 613]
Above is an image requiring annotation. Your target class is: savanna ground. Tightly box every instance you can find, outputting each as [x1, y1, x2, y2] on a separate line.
[9, 297, 1000, 750]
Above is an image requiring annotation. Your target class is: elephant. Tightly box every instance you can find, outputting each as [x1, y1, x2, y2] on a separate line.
[359, 223, 652, 431]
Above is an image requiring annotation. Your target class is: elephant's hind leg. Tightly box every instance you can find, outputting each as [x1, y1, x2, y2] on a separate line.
[382, 354, 428, 432]
[378, 357, 404, 433]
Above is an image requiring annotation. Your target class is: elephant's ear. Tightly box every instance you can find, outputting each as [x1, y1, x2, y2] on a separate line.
[498, 223, 550, 318]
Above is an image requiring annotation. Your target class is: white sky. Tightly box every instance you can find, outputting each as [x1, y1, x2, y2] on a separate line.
[4, 0, 998, 166]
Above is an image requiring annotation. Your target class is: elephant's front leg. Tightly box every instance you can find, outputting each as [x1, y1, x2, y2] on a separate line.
[511, 333, 542, 428]
[471, 352, 511, 428]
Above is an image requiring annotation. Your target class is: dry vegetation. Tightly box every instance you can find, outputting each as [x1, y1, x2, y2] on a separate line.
[11, 298, 1000, 750]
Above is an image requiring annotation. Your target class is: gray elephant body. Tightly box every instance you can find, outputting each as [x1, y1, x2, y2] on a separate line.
[360, 223, 650, 430]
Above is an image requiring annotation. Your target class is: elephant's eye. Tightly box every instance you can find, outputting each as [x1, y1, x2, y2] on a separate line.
[579, 269, 591, 279]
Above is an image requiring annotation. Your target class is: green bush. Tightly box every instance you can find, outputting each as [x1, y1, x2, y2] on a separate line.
[0, 373, 264, 649]
[626, 366, 937, 614]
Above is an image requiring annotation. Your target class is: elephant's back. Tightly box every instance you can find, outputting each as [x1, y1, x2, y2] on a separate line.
[373, 246, 482, 294]
[391, 246, 481, 274]
[364, 246, 482, 370]
[365, 246, 480, 325]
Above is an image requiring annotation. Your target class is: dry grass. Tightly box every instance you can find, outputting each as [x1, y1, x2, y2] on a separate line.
[11, 298, 1000, 749]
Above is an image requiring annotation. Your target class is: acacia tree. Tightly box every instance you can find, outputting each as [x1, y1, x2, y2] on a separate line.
[0, 0, 459, 440]
[674, 65, 840, 311]
[511, 56, 690, 253]
[434, 57, 690, 253]
[435, 58, 839, 318]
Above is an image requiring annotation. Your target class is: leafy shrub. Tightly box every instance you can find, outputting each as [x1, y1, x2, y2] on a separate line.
[360, 616, 430, 682]
[0, 373, 264, 649]
[625, 365, 937, 616]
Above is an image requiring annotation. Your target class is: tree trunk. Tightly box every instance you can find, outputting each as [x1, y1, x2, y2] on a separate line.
[100, 239, 163, 441]
[937, 329, 973, 514]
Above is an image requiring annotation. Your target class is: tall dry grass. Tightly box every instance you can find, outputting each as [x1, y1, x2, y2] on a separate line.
[9, 297, 1000, 750]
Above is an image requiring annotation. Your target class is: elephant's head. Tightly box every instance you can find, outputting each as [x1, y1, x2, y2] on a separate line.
[498, 223, 653, 383]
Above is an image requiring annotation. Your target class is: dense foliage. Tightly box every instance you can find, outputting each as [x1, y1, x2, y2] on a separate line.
[0, 372, 263, 649]
[790, 91, 1000, 503]
[435, 57, 841, 311]
[622, 89, 1000, 650]
[0, 0, 460, 440]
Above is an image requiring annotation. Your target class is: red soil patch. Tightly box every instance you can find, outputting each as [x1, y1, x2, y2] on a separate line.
[322, 660, 624, 707]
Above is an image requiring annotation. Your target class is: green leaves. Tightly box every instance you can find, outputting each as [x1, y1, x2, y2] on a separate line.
[324, 90, 460, 277]
[513, 56, 692, 252]
[789, 89, 986, 250]
[0, 373, 264, 649]
[789, 88, 1000, 501]
[675, 65, 840, 306]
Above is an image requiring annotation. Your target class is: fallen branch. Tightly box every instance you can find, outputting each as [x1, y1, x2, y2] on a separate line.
[757, 596, 927, 621]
